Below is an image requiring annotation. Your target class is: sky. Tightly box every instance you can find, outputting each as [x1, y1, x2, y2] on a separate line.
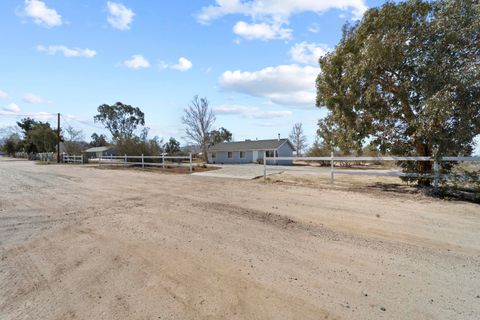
[0, 0, 407, 147]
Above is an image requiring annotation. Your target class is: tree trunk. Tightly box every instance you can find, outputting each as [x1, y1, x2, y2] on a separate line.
[414, 140, 432, 186]
[202, 146, 208, 164]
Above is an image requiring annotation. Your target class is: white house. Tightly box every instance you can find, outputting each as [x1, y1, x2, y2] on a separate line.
[208, 138, 295, 164]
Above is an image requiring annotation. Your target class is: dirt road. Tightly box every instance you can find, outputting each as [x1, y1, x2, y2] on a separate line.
[1, 159, 479, 319]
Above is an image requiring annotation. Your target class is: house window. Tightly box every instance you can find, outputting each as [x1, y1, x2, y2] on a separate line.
[266, 150, 275, 157]
[240, 151, 245, 158]
[227, 152, 233, 158]
[211, 152, 216, 159]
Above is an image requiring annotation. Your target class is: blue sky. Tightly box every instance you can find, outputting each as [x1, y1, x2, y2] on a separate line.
[1, 0, 395, 146]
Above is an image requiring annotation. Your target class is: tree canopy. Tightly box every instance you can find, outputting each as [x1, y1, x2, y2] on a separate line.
[90, 133, 108, 147]
[316, 0, 480, 161]
[209, 127, 232, 146]
[15, 118, 58, 154]
[163, 137, 181, 155]
[94, 102, 145, 143]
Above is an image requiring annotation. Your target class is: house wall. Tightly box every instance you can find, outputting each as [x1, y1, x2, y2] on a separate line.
[207, 142, 294, 164]
[264, 142, 294, 165]
[208, 151, 253, 164]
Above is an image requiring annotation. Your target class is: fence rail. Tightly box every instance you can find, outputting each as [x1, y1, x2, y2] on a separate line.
[63, 154, 83, 164]
[263, 153, 480, 193]
[37, 152, 56, 162]
[99, 154, 193, 173]
[268, 156, 480, 162]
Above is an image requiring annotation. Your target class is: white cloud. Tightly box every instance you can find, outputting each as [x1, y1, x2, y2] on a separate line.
[28, 112, 53, 120]
[3, 103, 21, 113]
[124, 54, 150, 69]
[289, 42, 331, 65]
[213, 105, 292, 119]
[197, 0, 368, 40]
[23, 93, 48, 104]
[0, 90, 9, 100]
[233, 21, 292, 40]
[171, 57, 193, 71]
[219, 64, 319, 106]
[107, 1, 135, 30]
[0, 108, 54, 121]
[159, 57, 193, 72]
[36, 45, 97, 58]
[197, 0, 368, 23]
[23, 0, 62, 28]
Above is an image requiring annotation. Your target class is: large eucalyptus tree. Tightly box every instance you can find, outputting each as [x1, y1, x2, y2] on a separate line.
[316, 0, 480, 182]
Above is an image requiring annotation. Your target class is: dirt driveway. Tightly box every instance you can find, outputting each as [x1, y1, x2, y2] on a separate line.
[1, 159, 479, 319]
[193, 163, 266, 179]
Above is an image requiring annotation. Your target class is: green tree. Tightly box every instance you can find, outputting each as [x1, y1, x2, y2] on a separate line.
[17, 118, 39, 137]
[2, 133, 22, 156]
[16, 118, 58, 154]
[163, 137, 181, 155]
[307, 137, 330, 157]
[209, 127, 232, 146]
[316, 0, 480, 184]
[90, 133, 108, 147]
[307, 137, 331, 166]
[94, 102, 145, 143]
[28, 123, 58, 153]
[16, 118, 41, 153]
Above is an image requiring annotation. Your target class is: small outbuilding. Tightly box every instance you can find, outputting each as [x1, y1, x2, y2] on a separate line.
[83, 146, 116, 160]
[208, 138, 295, 164]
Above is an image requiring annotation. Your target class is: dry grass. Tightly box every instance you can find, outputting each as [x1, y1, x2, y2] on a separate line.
[267, 172, 429, 204]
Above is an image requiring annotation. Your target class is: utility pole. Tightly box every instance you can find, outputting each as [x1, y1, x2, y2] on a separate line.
[57, 113, 61, 163]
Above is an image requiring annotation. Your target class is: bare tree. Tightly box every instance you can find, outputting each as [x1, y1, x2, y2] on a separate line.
[63, 126, 85, 155]
[289, 123, 307, 156]
[182, 95, 215, 162]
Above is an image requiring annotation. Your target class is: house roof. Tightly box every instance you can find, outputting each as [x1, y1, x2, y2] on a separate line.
[208, 139, 295, 152]
[84, 146, 112, 153]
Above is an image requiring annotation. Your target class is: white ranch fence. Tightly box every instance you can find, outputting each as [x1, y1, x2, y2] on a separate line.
[37, 152, 56, 162]
[63, 154, 83, 164]
[99, 154, 194, 173]
[263, 152, 480, 193]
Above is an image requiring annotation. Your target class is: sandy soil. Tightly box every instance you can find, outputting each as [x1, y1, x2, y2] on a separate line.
[0, 159, 479, 319]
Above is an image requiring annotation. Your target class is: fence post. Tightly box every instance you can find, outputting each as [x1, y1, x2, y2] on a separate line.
[434, 160, 439, 194]
[330, 151, 335, 185]
[189, 153, 193, 173]
[99, 156, 102, 167]
[263, 151, 267, 181]
[141, 154, 144, 169]
[162, 154, 165, 169]
[124, 154, 127, 167]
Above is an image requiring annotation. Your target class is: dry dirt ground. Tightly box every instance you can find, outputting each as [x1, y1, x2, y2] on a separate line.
[0, 159, 479, 320]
